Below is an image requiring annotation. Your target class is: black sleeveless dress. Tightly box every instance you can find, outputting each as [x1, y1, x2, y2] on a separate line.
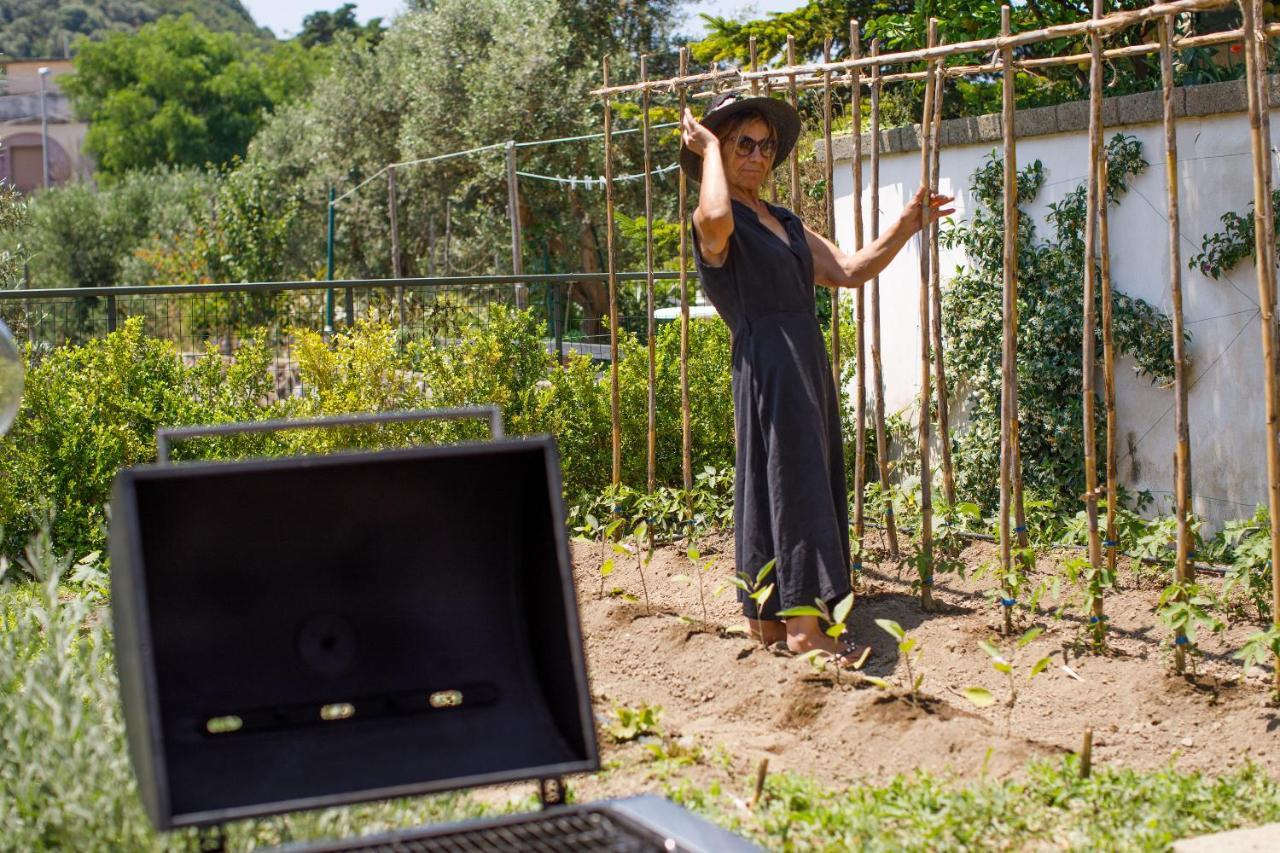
[693, 198, 851, 620]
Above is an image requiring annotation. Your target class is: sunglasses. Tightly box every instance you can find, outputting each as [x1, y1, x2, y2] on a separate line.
[733, 134, 778, 159]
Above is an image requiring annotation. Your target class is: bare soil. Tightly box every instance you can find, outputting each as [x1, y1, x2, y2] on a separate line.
[555, 529, 1280, 804]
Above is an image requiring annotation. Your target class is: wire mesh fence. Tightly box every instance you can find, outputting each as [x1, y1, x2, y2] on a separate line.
[0, 272, 686, 368]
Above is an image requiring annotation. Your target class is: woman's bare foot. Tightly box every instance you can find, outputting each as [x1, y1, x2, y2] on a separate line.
[784, 616, 871, 668]
[745, 618, 786, 645]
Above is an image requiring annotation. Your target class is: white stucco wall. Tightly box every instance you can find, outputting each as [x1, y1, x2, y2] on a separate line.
[831, 108, 1277, 528]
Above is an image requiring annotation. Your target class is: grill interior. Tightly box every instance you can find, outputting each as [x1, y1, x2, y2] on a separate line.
[326, 809, 673, 853]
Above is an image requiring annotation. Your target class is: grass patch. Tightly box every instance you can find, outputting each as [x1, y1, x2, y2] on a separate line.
[669, 760, 1280, 852]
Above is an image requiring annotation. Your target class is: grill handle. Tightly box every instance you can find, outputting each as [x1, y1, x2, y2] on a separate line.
[155, 406, 505, 464]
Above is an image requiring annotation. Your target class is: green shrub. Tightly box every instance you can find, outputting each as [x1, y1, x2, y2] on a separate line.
[0, 309, 737, 562]
[0, 318, 284, 559]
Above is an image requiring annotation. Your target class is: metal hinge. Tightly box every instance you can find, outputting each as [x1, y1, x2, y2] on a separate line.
[538, 776, 566, 809]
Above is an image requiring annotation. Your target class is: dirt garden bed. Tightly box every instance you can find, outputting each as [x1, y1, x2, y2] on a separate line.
[558, 529, 1279, 804]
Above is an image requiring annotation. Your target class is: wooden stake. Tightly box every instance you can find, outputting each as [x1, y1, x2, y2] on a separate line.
[751, 757, 770, 808]
[928, 59, 957, 508]
[1080, 727, 1094, 778]
[1081, 0, 1107, 646]
[823, 36, 841, 388]
[603, 56, 622, 486]
[869, 39, 900, 559]
[679, 48, 693, 493]
[851, 20, 868, 558]
[788, 35, 801, 210]
[642, 55, 657, 495]
[1160, 13, 1194, 670]
[1243, 0, 1280, 693]
[999, 5, 1018, 635]
[917, 19, 939, 610]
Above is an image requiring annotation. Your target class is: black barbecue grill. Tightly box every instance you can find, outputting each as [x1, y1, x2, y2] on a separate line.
[108, 408, 758, 852]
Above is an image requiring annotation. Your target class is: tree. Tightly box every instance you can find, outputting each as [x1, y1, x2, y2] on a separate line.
[223, 0, 682, 329]
[61, 15, 314, 176]
[297, 3, 385, 48]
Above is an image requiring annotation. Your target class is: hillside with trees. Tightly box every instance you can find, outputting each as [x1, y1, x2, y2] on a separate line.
[0, 0, 270, 59]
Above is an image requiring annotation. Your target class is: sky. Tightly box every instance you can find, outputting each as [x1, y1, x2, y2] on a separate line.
[241, 1, 808, 40]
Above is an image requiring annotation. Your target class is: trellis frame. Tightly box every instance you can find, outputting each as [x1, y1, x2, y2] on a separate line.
[591, 0, 1280, 680]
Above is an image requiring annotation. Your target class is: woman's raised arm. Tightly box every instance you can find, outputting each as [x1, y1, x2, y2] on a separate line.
[805, 186, 955, 288]
[683, 108, 734, 267]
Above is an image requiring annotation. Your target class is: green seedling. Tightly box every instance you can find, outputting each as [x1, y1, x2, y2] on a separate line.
[670, 543, 717, 628]
[1157, 579, 1224, 674]
[579, 514, 624, 600]
[606, 703, 663, 743]
[963, 627, 1052, 735]
[725, 558, 777, 646]
[629, 520, 654, 615]
[864, 619, 924, 705]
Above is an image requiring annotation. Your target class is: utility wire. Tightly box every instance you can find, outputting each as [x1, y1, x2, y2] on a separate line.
[332, 122, 679, 206]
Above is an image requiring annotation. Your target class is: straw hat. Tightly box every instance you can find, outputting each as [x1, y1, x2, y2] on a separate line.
[679, 91, 801, 184]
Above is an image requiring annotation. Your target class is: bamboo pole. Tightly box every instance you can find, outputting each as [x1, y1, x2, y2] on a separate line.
[917, 20, 939, 610]
[750, 36, 759, 95]
[1100, 155, 1119, 582]
[999, 5, 1018, 634]
[851, 19, 868, 560]
[642, 55, 657, 495]
[1243, 0, 1280, 693]
[1254, 0, 1280, 695]
[788, 35, 801, 211]
[680, 48, 693, 493]
[823, 37, 840, 386]
[591, 0, 1233, 95]
[928, 58, 957, 508]
[1158, 13, 1194, 670]
[764, 74, 779, 205]
[388, 166, 404, 327]
[869, 39, 900, 559]
[603, 56, 622, 485]
[1080, 0, 1106, 646]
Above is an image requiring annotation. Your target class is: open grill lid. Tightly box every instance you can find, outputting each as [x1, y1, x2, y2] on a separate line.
[109, 421, 597, 830]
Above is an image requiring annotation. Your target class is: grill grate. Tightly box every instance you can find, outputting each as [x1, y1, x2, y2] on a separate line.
[328, 809, 672, 853]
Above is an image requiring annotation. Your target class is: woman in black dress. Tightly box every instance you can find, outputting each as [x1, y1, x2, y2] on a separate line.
[681, 92, 953, 663]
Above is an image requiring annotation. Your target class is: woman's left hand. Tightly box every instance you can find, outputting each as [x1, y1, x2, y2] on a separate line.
[902, 186, 956, 233]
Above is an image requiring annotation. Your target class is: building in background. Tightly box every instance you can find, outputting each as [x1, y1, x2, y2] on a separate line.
[0, 59, 91, 192]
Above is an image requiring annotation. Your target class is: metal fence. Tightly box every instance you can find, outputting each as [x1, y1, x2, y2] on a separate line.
[0, 272, 687, 366]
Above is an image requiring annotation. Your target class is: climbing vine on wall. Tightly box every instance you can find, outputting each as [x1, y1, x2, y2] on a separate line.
[1189, 188, 1280, 279]
[939, 134, 1178, 511]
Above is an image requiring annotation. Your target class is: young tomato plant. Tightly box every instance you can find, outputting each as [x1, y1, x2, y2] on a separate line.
[865, 619, 925, 705]
[1061, 554, 1116, 650]
[963, 627, 1052, 735]
[1157, 580, 1224, 674]
[1235, 626, 1280, 701]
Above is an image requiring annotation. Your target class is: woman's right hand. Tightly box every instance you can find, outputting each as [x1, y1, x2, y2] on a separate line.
[681, 107, 719, 158]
